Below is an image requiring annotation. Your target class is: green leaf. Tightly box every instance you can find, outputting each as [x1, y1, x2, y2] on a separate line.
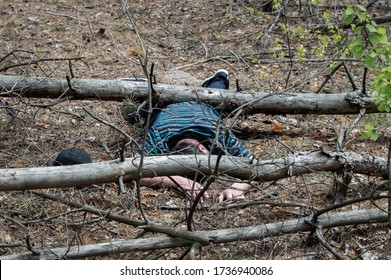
[384, 84, 391, 95]
[362, 127, 379, 141]
[357, 4, 366, 12]
[369, 34, 379, 45]
[382, 68, 391, 79]
[353, 38, 362, 46]
[364, 55, 375, 68]
[377, 103, 386, 112]
[357, 11, 366, 21]
[354, 26, 363, 35]
[370, 133, 379, 141]
[345, 14, 354, 25]
[377, 27, 387, 35]
[344, 5, 354, 16]
[366, 23, 377, 33]
[379, 34, 389, 44]
[354, 49, 364, 58]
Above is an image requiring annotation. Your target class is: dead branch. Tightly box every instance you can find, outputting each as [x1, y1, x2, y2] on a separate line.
[315, 225, 346, 260]
[0, 75, 379, 115]
[32, 191, 210, 245]
[0, 207, 387, 260]
[387, 140, 391, 228]
[0, 151, 387, 192]
[0, 57, 85, 73]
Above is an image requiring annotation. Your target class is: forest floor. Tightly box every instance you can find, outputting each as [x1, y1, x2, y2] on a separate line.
[0, 0, 391, 260]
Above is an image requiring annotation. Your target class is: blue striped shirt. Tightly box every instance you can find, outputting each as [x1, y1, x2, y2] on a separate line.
[143, 102, 252, 158]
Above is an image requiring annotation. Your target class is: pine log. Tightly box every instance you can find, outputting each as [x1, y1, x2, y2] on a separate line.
[0, 207, 387, 260]
[0, 74, 379, 114]
[0, 151, 387, 192]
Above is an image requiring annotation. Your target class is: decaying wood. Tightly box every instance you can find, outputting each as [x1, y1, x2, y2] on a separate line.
[0, 151, 387, 192]
[0, 207, 387, 260]
[0, 75, 379, 114]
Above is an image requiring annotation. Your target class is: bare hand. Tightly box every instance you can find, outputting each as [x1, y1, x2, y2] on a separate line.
[170, 176, 209, 199]
[217, 188, 245, 203]
[217, 182, 254, 203]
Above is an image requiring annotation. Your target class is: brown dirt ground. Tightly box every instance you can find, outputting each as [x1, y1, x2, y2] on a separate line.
[0, 0, 391, 260]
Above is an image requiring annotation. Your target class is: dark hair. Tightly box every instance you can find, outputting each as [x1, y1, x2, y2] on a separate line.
[171, 140, 202, 155]
[53, 148, 92, 166]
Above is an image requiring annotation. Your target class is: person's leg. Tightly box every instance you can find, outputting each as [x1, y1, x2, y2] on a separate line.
[201, 69, 229, 89]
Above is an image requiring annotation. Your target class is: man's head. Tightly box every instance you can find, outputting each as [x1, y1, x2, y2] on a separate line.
[171, 138, 209, 155]
[53, 148, 92, 166]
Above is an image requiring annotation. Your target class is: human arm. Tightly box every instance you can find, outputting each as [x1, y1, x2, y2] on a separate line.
[140, 176, 208, 199]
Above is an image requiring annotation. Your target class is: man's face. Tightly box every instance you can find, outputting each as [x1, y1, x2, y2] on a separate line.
[197, 143, 210, 154]
[174, 138, 210, 155]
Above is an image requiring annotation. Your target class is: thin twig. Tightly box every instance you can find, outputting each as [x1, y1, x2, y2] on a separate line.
[315, 225, 346, 260]
[387, 139, 391, 229]
[282, 17, 294, 89]
[83, 107, 137, 145]
[342, 61, 358, 91]
[187, 151, 226, 231]
[120, 0, 150, 223]
[261, 0, 289, 49]
[315, 62, 343, 93]
[362, 67, 369, 95]
[313, 193, 389, 222]
[31, 191, 210, 244]
[0, 57, 85, 73]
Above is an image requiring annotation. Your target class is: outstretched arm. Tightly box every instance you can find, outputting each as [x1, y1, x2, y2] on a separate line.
[140, 176, 208, 199]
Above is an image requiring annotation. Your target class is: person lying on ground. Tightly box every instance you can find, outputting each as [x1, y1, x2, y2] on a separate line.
[123, 69, 258, 203]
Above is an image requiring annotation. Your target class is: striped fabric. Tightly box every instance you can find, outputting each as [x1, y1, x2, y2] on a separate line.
[143, 101, 252, 159]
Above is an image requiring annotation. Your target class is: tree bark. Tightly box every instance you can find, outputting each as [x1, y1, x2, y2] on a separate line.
[0, 207, 387, 260]
[0, 151, 387, 192]
[0, 75, 379, 114]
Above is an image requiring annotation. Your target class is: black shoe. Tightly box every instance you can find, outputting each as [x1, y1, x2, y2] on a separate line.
[201, 69, 229, 89]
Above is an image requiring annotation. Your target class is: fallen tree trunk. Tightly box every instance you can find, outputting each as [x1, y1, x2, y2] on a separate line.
[0, 75, 379, 114]
[0, 207, 387, 260]
[0, 151, 387, 192]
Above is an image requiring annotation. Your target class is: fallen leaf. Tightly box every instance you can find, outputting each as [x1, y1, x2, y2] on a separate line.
[272, 123, 284, 132]
[141, 190, 158, 197]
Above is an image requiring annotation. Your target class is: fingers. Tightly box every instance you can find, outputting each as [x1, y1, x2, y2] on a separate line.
[186, 188, 209, 200]
[217, 193, 225, 203]
[168, 176, 246, 202]
[217, 189, 245, 203]
[182, 181, 209, 199]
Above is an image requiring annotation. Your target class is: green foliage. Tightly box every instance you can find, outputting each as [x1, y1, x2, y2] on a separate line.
[342, 4, 367, 25]
[272, 0, 285, 10]
[361, 113, 391, 141]
[361, 124, 378, 141]
[373, 67, 391, 112]
[270, 6, 345, 61]
[342, 4, 391, 73]
[342, 4, 391, 140]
